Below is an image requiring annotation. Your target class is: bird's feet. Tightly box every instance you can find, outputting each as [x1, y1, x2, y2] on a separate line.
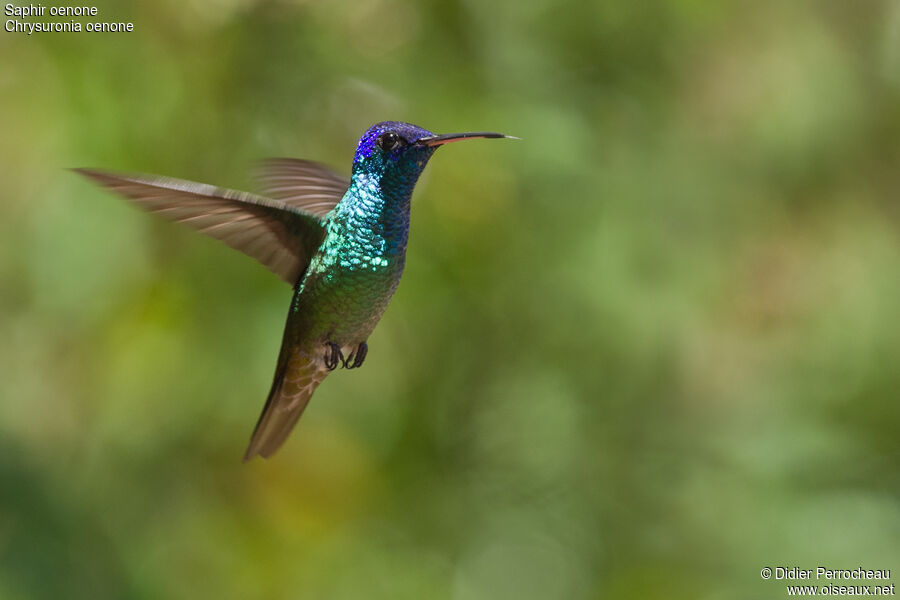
[324, 342, 344, 371]
[343, 342, 368, 369]
[323, 341, 368, 370]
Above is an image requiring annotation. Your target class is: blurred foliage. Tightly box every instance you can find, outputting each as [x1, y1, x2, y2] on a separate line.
[2, 0, 900, 598]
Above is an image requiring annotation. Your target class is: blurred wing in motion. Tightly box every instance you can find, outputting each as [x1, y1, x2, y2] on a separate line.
[255, 158, 349, 218]
[74, 168, 327, 285]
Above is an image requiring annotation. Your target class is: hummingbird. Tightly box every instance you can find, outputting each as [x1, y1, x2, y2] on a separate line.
[75, 121, 513, 460]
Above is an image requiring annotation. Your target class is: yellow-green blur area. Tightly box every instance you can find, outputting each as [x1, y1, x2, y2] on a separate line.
[2, 1, 900, 598]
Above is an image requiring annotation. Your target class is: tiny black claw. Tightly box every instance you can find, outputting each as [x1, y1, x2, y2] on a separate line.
[324, 342, 343, 371]
[342, 342, 368, 369]
[353, 342, 369, 369]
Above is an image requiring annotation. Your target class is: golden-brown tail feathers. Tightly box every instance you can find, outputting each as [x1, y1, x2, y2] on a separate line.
[243, 347, 327, 461]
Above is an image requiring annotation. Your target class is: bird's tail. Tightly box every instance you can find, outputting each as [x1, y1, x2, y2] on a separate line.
[243, 343, 328, 461]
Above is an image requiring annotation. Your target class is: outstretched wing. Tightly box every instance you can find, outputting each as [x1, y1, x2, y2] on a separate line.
[255, 158, 349, 218]
[74, 169, 327, 285]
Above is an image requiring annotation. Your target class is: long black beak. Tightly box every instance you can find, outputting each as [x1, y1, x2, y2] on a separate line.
[416, 132, 517, 147]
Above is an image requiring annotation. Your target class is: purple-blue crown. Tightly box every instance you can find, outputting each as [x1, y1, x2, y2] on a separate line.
[354, 121, 435, 163]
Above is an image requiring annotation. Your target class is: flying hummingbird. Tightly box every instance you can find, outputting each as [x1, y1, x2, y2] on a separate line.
[76, 121, 513, 460]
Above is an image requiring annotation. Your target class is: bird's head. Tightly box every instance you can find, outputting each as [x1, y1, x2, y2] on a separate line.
[351, 121, 512, 190]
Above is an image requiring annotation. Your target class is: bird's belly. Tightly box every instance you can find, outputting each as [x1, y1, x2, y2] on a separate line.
[299, 261, 404, 345]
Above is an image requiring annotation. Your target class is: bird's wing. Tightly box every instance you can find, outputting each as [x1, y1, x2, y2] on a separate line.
[255, 158, 349, 218]
[74, 169, 326, 285]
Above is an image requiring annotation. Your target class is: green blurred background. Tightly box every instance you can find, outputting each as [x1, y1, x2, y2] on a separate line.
[2, 0, 900, 598]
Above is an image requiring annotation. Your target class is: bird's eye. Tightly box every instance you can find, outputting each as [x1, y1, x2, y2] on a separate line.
[376, 131, 404, 152]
